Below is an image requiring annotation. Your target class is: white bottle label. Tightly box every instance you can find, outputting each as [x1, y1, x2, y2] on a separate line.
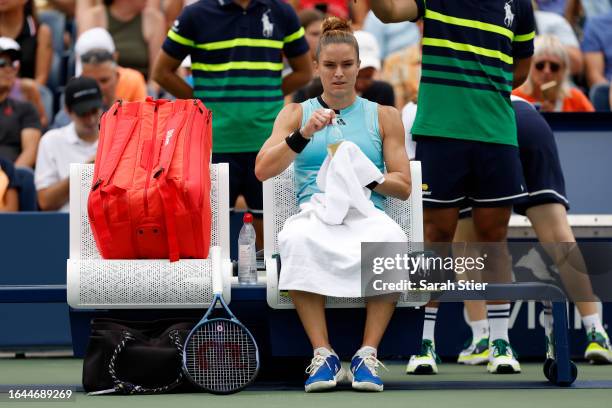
[238, 244, 252, 274]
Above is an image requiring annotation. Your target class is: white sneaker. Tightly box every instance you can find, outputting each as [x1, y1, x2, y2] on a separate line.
[406, 340, 439, 374]
[487, 339, 521, 374]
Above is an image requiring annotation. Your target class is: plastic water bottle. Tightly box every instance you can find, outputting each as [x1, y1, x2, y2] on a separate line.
[238, 212, 257, 285]
[326, 115, 344, 157]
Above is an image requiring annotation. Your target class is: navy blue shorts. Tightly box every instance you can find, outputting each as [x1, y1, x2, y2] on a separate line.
[458, 100, 569, 218]
[212, 152, 263, 218]
[512, 100, 569, 216]
[415, 136, 527, 209]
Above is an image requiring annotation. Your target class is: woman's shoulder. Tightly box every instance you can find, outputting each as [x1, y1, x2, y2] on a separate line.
[566, 87, 595, 112]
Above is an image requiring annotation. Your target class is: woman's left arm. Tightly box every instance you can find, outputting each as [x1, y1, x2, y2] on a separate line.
[373, 105, 411, 201]
[35, 24, 53, 86]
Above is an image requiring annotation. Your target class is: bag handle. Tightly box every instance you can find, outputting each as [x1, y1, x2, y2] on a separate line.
[92, 330, 185, 395]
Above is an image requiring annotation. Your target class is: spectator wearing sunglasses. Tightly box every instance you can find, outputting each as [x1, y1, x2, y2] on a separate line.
[513, 35, 594, 112]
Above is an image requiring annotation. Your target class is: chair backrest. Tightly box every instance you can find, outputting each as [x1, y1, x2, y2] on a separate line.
[263, 161, 428, 308]
[589, 83, 611, 112]
[66, 163, 231, 309]
[69, 163, 230, 260]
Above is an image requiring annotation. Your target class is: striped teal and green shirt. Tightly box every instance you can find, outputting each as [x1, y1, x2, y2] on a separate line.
[411, 0, 535, 146]
[162, 0, 309, 153]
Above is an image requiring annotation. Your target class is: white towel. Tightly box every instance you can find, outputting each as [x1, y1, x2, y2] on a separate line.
[312, 141, 386, 225]
[278, 142, 406, 297]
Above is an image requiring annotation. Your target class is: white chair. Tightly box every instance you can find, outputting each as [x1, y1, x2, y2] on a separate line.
[263, 161, 429, 308]
[66, 163, 232, 309]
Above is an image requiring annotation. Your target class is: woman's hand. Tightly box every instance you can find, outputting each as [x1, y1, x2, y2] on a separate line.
[300, 108, 335, 139]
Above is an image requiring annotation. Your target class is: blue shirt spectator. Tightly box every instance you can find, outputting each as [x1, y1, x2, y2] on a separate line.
[536, 0, 566, 15]
[581, 11, 612, 86]
[363, 11, 419, 60]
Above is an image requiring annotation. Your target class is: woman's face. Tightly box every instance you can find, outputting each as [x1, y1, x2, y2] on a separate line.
[305, 21, 322, 60]
[315, 43, 359, 99]
[530, 52, 565, 88]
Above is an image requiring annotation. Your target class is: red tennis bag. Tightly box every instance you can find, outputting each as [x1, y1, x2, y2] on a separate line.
[88, 97, 212, 262]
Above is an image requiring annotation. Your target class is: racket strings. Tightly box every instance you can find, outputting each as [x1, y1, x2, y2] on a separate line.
[185, 320, 257, 392]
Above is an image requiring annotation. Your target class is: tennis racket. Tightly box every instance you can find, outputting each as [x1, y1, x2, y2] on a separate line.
[182, 247, 259, 394]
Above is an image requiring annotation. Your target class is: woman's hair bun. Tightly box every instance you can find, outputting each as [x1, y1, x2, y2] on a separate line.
[321, 16, 352, 35]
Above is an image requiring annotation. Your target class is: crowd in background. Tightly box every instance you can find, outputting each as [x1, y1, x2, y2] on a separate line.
[1, 0, 612, 213]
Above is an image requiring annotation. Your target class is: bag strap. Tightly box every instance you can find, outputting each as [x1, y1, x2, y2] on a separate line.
[96, 330, 185, 395]
[153, 106, 190, 262]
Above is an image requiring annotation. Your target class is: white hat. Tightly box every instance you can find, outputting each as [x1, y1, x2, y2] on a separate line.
[354, 31, 381, 71]
[75, 28, 116, 75]
[0, 37, 21, 61]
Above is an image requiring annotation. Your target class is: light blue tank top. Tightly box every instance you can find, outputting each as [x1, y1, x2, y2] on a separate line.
[294, 96, 386, 210]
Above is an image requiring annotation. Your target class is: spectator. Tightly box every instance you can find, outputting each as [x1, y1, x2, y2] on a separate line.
[291, 8, 324, 103]
[381, 19, 423, 109]
[0, 37, 42, 168]
[35, 77, 101, 212]
[534, 8, 583, 75]
[0, 157, 19, 211]
[1, 38, 48, 128]
[0, 0, 53, 86]
[293, 0, 349, 19]
[153, 0, 312, 249]
[51, 47, 146, 129]
[565, 0, 611, 26]
[536, 0, 566, 15]
[363, 10, 419, 60]
[581, 10, 612, 88]
[514, 35, 594, 112]
[78, 0, 165, 81]
[75, 28, 147, 102]
[354, 30, 394, 107]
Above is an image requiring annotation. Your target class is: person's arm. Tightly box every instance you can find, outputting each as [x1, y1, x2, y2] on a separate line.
[282, 53, 313, 95]
[35, 24, 53, 86]
[584, 52, 608, 87]
[20, 79, 48, 129]
[374, 105, 411, 200]
[77, 3, 104, 35]
[565, 46, 584, 76]
[0, 188, 19, 212]
[152, 50, 193, 98]
[513, 56, 532, 88]
[609, 83, 612, 111]
[255, 105, 334, 181]
[143, 7, 167, 84]
[15, 128, 41, 168]
[370, 0, 420, 23]
[37, 178, 70, 211]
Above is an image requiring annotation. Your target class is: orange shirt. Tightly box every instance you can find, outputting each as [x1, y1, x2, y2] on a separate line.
[116, 67, 147, 102]
[512, 87, 595, 112]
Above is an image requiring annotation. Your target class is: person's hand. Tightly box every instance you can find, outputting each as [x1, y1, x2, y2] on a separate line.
[86, 155, 96, 164]
[300, 108, 335, 139]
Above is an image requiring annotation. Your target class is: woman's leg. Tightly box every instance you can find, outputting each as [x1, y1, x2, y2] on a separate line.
[362, 295, 397, 349]
[289, 290, 331, 350]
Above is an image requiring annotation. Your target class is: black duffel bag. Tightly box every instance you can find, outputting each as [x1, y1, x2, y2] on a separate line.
[83, 318, 199, 395]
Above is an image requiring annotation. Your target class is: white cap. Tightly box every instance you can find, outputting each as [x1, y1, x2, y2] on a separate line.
[0, 37, 21, 60]
[75, 28, 116, 75]
[354, 30, 381, 71]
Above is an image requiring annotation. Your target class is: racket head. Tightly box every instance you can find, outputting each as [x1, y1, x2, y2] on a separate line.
[182, 317, 259, 394]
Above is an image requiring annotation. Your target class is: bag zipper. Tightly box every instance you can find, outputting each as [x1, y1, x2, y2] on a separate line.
[199, 110, 211, 207]
[182, 100, 199, 206]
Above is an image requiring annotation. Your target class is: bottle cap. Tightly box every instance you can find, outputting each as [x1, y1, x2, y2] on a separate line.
[243, 212, 253, 223]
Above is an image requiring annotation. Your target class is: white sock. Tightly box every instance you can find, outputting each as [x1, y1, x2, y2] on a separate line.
[355, 346, 377, 359]
[469, 319, 489, 341]
[313, 347, 335, 357]
[423, 307, 438, 342]
[543, 304, 553, 338]
[487, 303, 510, 342]
[582, 313, 605, 335]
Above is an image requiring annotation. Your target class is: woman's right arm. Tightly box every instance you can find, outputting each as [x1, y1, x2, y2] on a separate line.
[255, 104, 333, 181]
